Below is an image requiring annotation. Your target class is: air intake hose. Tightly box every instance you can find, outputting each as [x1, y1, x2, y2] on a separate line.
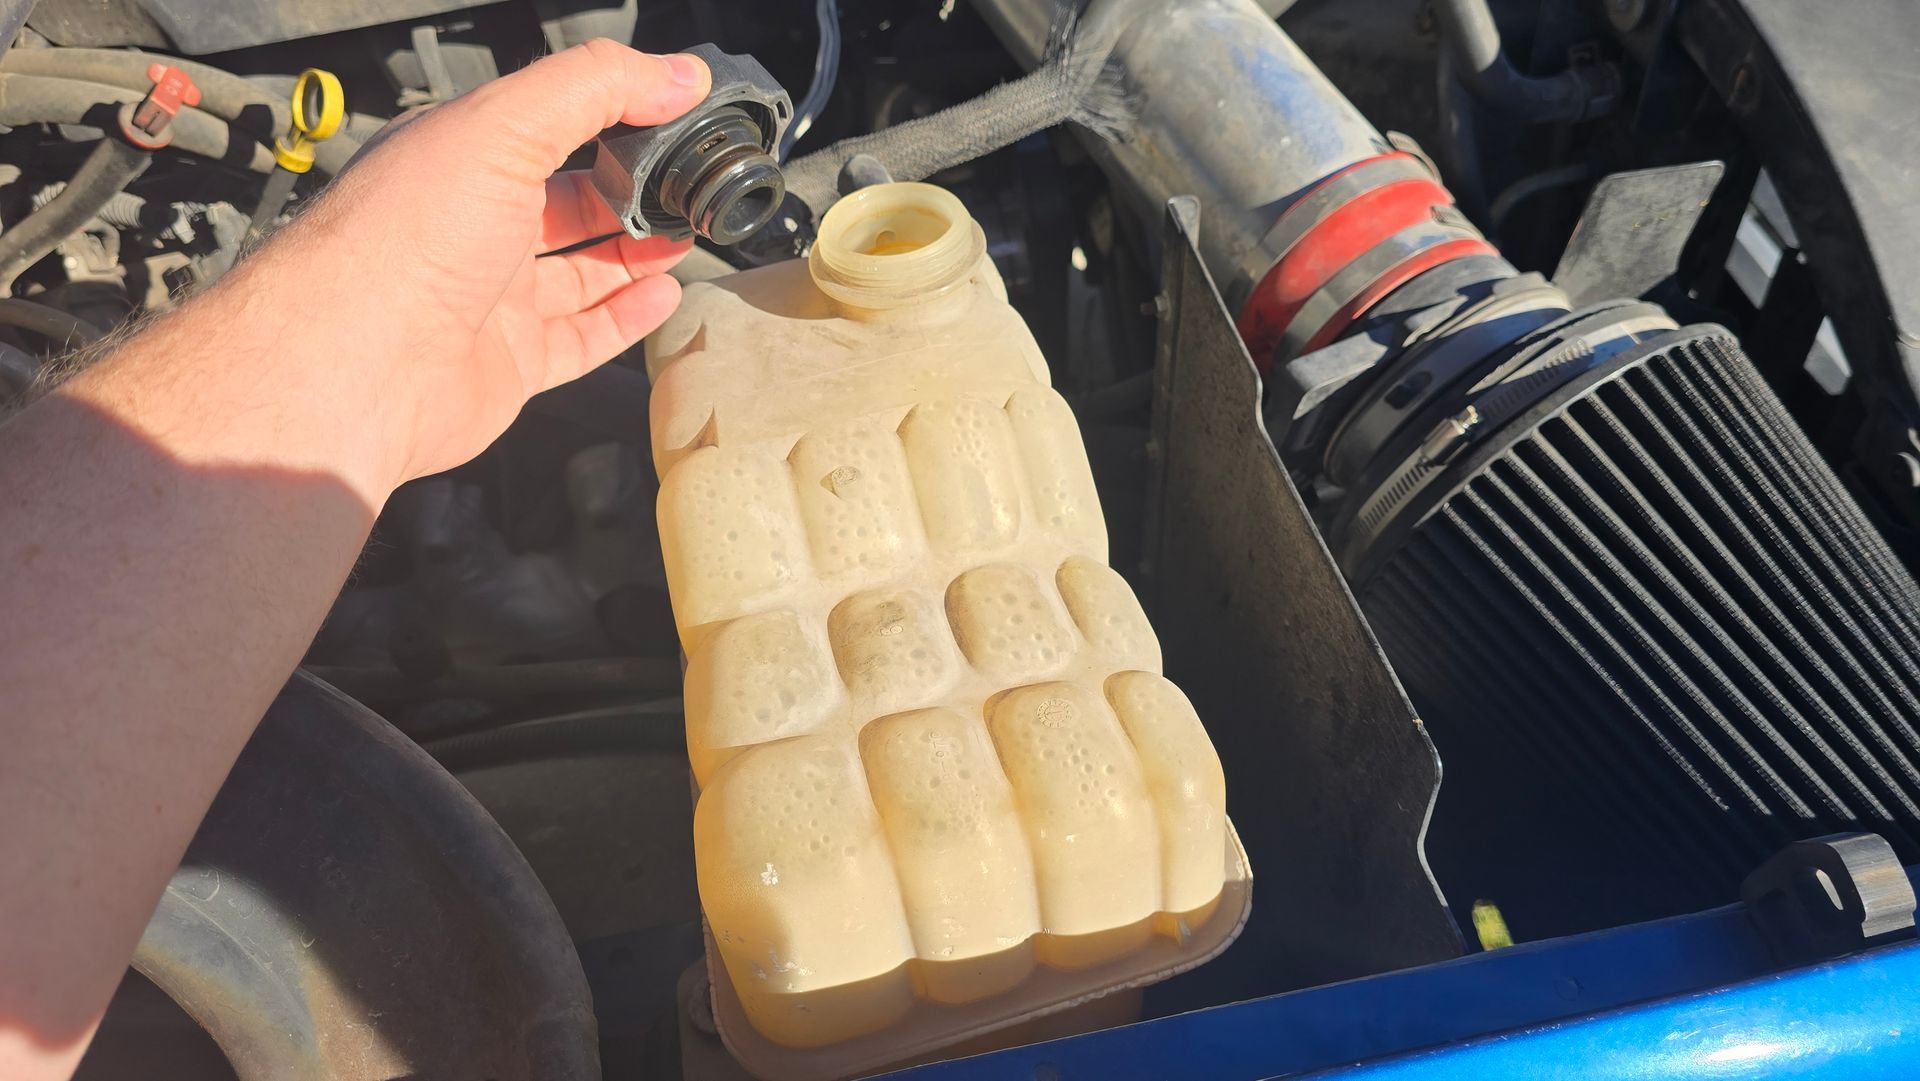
[977, 0, 1920, 937]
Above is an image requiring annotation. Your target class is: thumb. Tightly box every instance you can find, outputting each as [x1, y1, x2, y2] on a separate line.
[453, 40, 713, 178]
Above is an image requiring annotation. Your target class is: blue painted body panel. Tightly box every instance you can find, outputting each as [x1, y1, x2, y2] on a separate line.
[889, 870, 1920, 1080]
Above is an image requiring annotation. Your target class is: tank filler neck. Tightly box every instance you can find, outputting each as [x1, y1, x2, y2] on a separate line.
[808, 182, 988, 318]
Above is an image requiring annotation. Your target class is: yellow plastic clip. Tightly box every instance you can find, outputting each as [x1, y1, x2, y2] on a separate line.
[273, 68, 345, 174]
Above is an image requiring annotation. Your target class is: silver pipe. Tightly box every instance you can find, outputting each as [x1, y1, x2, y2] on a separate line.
[973, 0, 1388, 310]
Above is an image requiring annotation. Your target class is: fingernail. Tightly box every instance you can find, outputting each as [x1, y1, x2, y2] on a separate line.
[665, 53, 708, 88]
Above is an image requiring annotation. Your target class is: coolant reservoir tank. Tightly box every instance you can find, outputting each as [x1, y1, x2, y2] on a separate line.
[647, 182, 1250, 1077]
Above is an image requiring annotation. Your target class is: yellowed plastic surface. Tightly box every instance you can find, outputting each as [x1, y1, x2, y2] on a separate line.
[647, 183, 1248, 1071]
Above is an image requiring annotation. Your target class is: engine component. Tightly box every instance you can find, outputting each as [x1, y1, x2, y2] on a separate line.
[779, 11, 1127, 219]
[591, 44, 791, 246]
[270, 68, 345, 175]
[1235, 151, 1500, 367]
[0, 46, 363, 175]
[1142, 196, 1464, 998]
[26, 0, 485, 54]
[114, 62, 199, 149]
[982, 0, 1920, 941]
[0, 139, 151, 291]
[251, 68, 346, 232]
[646, 181, 1244, 1073]
[0, 297, 103, 356]
[974, 0, 1389, 318]
[1330, 300, 1682, 564]
[1431, 0, 1618, 123]
[0, 62, 204, 291]
[0, 72, 277, 172]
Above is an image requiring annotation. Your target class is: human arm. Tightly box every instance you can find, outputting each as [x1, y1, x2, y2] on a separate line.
[0, 40, 709, 1080]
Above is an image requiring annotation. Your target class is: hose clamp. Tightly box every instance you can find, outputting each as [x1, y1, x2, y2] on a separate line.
[1236, 152, 1497, 370]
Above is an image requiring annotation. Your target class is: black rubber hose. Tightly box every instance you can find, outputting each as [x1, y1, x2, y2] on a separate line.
[0, 297, 104, 349]
[0, 136, 149, 289]
[0, 73, 276, 173]
[423, 703, 685, 772]
[782, 12, 1127, 216]
[1488, 162, 1591, 234]
[303, 657, 682, 703]
[1433, 0, 1611, 124]
[0, 47, 361, 175]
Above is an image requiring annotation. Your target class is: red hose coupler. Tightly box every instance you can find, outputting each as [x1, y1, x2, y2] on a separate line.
[1237, 152, 1497, 370]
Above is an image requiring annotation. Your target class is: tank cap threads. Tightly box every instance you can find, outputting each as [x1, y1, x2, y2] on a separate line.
[809, 183, 986, 311]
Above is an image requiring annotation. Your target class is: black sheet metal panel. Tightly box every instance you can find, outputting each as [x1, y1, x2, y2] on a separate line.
[1678, 0, 1920, 422]
[1552, 162, 1726, 308]
[1142, 197, 1460, 1001]
[133, 671, 600, 1081]
[1360, 327, 1920, 938]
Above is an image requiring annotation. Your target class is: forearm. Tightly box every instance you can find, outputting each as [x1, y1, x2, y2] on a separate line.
[0, 277, 388, 1077]
[0, 40, 706, 1079]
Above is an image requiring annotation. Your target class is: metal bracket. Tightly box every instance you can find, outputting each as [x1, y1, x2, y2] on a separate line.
[1741, 832, 1917, 965]
[1143, 196, 1461, 1002]
[1552, 161, 1725, 307]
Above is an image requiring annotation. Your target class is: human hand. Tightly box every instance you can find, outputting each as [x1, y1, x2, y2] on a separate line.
[229, 39, 711, 492]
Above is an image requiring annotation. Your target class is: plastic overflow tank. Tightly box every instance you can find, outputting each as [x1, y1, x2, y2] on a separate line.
[647, 182, 1251, 1078]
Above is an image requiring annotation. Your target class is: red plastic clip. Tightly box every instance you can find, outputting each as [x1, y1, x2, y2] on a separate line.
[118, 63, 202, 149]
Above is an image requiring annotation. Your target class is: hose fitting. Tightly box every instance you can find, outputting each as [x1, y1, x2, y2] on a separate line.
[116, 63, 199, 150]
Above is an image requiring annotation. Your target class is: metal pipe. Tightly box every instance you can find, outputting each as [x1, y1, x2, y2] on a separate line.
[971, 0, 1388, 310]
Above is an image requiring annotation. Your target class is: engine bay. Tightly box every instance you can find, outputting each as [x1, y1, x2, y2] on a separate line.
[9, 0, 1920, 1076]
